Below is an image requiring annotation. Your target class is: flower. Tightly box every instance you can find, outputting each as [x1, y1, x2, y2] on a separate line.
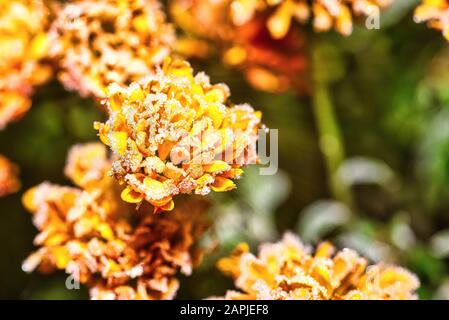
[171, 0, 393, 92]
[22, 143, 210, 300]
[21, 143, 131, 280]
[171, 0, 309, 93]
[229, 0, 393, 38]
[414, 0, 449, 40]
[49, 0, 175, 99]
[215, 233, 420, 300]
[221, 14, 309, 92]
[90, 198, 210, 300]
[95, 57, 262, 212]
[0, 0, 52, 129]
[0, 155, 21, 197]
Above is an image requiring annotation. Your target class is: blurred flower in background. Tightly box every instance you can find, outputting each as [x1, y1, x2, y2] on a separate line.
[229, 0, 393, 37]
[49, 0, 175, 98]
[0, 0, 52, 129]
[170, 0, 309, 93]
[215, 233, 419, 299]
[414, 0, 449, 40]
[0, 155, 21, 197]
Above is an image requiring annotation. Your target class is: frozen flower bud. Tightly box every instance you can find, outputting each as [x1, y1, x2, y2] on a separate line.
[49, 0, 175, 98]
[95, 58, 262, 212]
[0, 0, 52, 129]
[215, 232, 420, 300]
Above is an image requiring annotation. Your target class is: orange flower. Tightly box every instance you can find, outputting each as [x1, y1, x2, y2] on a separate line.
[215, 233, 420, 300]
[171, 0, 392, 92]
[22, 143, 210, 300]
[22, 182, 131, 278]
[171, 0, 309, 93]
[21, 143, 133, 281]
[229, 0, 393, 38]
[414, 0, 449, 40]
[49, 0, 175, 99]
[222, 14, 309, 92]
[0, 155, 21, 197]
[90, 199, 210, 300]
[0, 0, 52, 129]
[95, 58, 262, 212]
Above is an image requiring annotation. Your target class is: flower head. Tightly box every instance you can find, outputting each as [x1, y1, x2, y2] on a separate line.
[414, 0, 449, 40]
[0, 0, 52, 129]
[49, 0, 175, 98]
[171, 0, 309, 93]
[22, 143, 210, 299]
[216, 233, 420, 300]
[90, 199, 210, 300]
[95, 58, 262, 212]
[0, 155, 21, 197]
[230, 0, 393, 38]
[22, 144, 130, 279]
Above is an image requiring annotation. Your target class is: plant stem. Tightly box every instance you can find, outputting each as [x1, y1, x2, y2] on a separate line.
[312, 52, 353, 207]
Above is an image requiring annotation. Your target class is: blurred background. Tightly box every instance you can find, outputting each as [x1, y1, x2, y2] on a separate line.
[2, 0, 449, 299]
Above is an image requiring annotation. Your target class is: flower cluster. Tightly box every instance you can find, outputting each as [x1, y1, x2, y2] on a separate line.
[216, 233, 419, 300]
[0, 155, 21, 197]
[49, 0, 175, 99]
[0, 0, 52, 129]
[170, 0, 393, 92]
[95, 58, 262, 212]
[22, 143, 210, 300]
[414, 0, 449, 40]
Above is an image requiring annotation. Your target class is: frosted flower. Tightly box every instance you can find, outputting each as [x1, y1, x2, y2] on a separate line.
[22, 143, 210, 300]
[215, 233, 420, 300]
[49, 0, 175, 98]
[90, 199, 210, 300]
[95, 58, 262, 212]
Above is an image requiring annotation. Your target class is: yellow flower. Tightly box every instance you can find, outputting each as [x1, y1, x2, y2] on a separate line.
[22, 143, 210, 300]
[95, 58, 262, 212]
[215, 233, 420, 300]
[0, 155, 21, 197]
[229, 0, 393, 38]
[49, 0, 175, 99]
[414, 0, 449, 40]
[0, 0, 51, 129]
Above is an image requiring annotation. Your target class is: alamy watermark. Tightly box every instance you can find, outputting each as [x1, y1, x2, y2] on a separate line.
[365, 7, 381, 31]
